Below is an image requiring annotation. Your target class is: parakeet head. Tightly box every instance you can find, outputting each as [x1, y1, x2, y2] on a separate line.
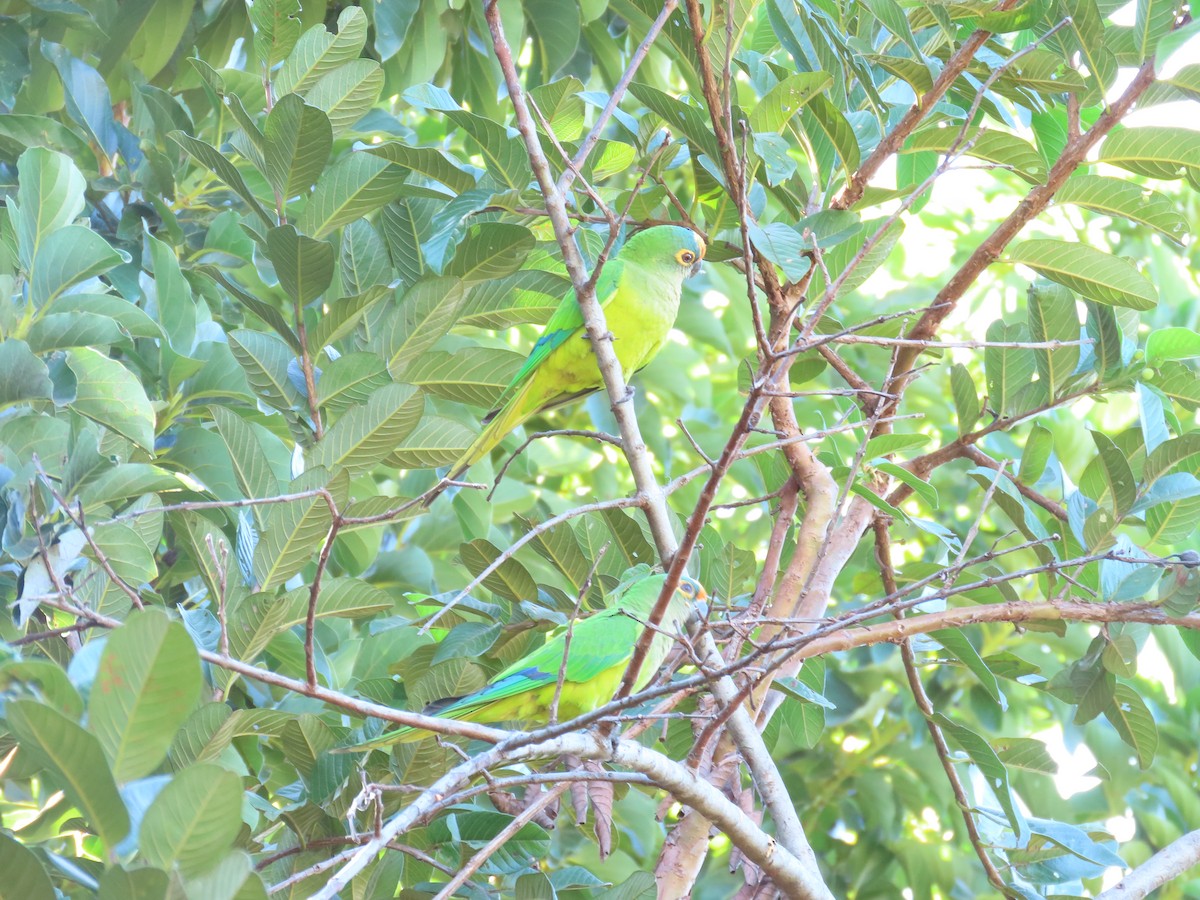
[621, 225, 707, 278]
[675, 576, 708, 602]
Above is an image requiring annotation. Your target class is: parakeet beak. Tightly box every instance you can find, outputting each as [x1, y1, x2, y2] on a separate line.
[688, 258, 703, 278]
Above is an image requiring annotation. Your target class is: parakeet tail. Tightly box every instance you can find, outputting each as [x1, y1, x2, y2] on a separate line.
[446, 387, 534, 482]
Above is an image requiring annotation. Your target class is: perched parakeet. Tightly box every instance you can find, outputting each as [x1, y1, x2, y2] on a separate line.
[346, 573, 704, 749]
[447, 225, 706, 479]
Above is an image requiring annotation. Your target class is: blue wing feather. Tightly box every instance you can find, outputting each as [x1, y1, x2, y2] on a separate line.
[483, 259, 625, 418]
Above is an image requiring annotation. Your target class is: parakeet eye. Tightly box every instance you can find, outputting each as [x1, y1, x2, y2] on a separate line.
[675, 249, 697, 266]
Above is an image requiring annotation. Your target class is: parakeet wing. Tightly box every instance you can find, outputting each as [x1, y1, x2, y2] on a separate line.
[483, 259, 625, 420]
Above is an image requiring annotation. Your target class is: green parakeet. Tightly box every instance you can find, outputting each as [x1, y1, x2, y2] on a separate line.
[447, 225, 706, 479]
[346, 573, 704, 749]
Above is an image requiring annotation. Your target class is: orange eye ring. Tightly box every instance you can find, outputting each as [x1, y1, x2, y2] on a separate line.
[676, 249, 698, 265]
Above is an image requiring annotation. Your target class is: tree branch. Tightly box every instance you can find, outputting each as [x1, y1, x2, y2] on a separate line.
[1097, 830, 1200, 900]
[483, 0, 679, 563]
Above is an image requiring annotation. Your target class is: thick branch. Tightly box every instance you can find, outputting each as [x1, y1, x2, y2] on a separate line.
[830, 3, 1018, 210]
[313, 731, 828, 900]
[1097, 830, 1200, 900]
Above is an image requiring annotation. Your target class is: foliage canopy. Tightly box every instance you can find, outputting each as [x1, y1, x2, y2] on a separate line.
[1, 0, 1199, 898]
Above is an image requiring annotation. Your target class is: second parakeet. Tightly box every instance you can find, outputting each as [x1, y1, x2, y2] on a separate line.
[447, 225, 706, 479]
[344, 572, 704, 749]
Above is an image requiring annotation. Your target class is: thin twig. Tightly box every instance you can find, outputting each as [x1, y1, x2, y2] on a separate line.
[431, 786, 569, 900]
[873, 520, 1013, 897]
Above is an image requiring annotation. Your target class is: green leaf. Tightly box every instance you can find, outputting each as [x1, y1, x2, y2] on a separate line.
[810, 217, 903, 299]
[339, 220, 392, 295]
[140, 763, 244, 877]
[169, 132, 273, 228]
[1103, 683, 1158, 769]
[626, 82, 719, 161]
[529, 77, 586, 141]
[444, 223, 535, 282]
[303, 58, 383, 136]
[1021, 424, 1054, 482]
[5, 699, 130, 848]
[1155, 18, 1200, 72]
[77, 464, 185, 509]
[1134, 0, 1176, 62]
[210, 406, 282, 511]
[874, 461, 938, 509]
[1027, 282, 1080, 399]
[280, 577, 393, 623]
[979, 0, 1052, 32]
[405, 348, 524, 407]
[775, 674, 836, 709]
[1099, 126, 1200, 180]
[309, 382, 425, 475]
[1085, 301, 1124, 376]
[746, 222, 811, 281]
[458, 269, 567, 328]
[308, 285, 390, 354]
[0, 339, 52, 408]
[800, 94, 860, 182]
[90, 609, 202, 782]
[1144, 433, 1200, 484]
[1058, 0, 1116, 103]
[29, 225, 125, 306]
[1091, 431, 1136, 517]
[933, 713, 1027, 840]
[65, 348, 155, 451]
[275, 6, 368, 96]
[1055, 175, 1189, 243]
[253, 467, 347, 590]
[11, 147, 85, 268]
[228, 329, 303, 413]
[1147, 327, 1200, 365]
[374, 277, 468, 379]
[747, 71, 833, 133]
[1008, 239, 1157, 310]
[526, 0, 580, 81]
[984, 320, 1035, 417]
[248, 0, 301, 66]
[0, 832, 54, 900]
[366, 142, 476, 194]
[863, 433, 931, 458]
[385, 416, 476, 469]
[1149, 361, 1200, 410]
[432, 622, 504, 665]
[266, 224, 334, 306]
[907, 126, 1045, 182]
[316, 351, 392, 413]
[404, 84, 533, 189]
[263, 94, 332, 199]
[950, 363, 981, 434]
[299, 152, 408, 239]
[707, 541, 756, 602]
[146, 234, 197, 357]
[863, 0, 923, 59]
[87, 521, 157, 586]
[460, 538, 538, 602]
[995, 737, 1057, 774]
[931, 629, 1005, 710]
[602, 507, 657, 569]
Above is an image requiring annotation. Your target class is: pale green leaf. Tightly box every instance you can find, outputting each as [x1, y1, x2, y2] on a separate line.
[1008, 239, 1156, 311]
[90, 609, 202, 782]
[140, 764, 243, 876]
